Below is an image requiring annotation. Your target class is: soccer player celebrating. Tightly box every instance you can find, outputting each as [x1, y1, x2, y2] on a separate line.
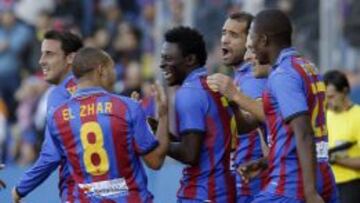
[208, 9, 338, 203]
[221, 12, 268, 203]
[13, 30, 83, 202]
[21, 47, 169, 202]
[160, 26, 236, 203]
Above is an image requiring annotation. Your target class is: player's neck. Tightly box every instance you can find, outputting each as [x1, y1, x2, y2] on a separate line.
[233, 60, 244, 71]
[56, 68, 72, 85]
[76, 76, 102, 90]
[269, 44, 290, 65]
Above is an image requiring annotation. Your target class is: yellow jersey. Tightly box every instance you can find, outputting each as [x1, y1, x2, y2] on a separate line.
[327, 104, 360, 183]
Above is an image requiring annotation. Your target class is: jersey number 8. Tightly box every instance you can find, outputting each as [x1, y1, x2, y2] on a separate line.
[80, 122, 110, 176]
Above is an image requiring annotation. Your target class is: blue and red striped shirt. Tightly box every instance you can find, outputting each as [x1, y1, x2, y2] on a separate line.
[47, 87, 158, 202]
[16, 74, 78, 201]
[140, 96, 155, 118]
[233, 63, 267, 198]
[262, 48, 337, 201]
[175, 67, 236, 202]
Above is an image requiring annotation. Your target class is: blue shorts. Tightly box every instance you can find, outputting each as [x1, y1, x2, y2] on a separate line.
[252, 191, 339, 203]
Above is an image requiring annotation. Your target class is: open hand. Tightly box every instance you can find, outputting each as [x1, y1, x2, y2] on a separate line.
[151, 82, 168, 117]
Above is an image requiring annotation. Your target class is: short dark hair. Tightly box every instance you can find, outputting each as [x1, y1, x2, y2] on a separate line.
[72, 47, 113, 78]
[164, 26, 207, 66]
[229, 12, 254, 34]
[254, 9, 292, 46]
[44, 30, 83, 55]
[323, 70, 351, 94]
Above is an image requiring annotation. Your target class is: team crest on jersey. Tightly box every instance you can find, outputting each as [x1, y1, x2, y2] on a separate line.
[67, 85, 77, 95]
[78, 178, 129, 198]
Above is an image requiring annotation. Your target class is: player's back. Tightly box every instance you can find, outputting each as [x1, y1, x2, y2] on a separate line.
[48, 87, 156, 203]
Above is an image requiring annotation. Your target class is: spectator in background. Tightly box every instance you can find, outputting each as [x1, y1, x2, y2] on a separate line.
[122, 61, 142, 96]
[14, 0, 55, 26]
[98, 0, 122, 41]
[14, 75, 48, 165]
[138, 0, 156, 79]
[324, 70, 360, 203]
[139, 79, 156, 118]
[0, 8, 32, 121]
[343, 0, 360, 71]
[26, 11, 53, 73]
[112, 22, 142, 94]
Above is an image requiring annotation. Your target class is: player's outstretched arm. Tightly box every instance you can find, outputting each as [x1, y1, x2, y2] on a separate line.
[291, 115, 324, 203]
[142, 83, 169, 170]
[13, 128, 61, 200]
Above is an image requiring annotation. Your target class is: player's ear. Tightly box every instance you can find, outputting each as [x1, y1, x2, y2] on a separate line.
[259, 34, 268, 46]
[96, 64, 104, 77]
[186, 54, 197, 67]
[66, 52, 77, 65]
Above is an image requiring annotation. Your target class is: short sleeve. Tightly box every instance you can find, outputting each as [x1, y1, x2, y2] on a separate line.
[270, 70, 308, 121]
[241, 77, 267, 99]
[175, 88, 207, 134]
[130, 102, 159, 155]
[46, 86, 70, 113]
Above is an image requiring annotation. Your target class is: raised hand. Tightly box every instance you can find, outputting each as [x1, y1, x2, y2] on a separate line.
[206, 73, 238, 101]
[151, 82, 168, 118]
[130, 91, 141, 102]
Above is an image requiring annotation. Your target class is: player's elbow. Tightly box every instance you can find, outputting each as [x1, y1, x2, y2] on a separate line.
[183, 153, 200, 166]
[146, 158, 164, 170]
[142, 152, 165, 170]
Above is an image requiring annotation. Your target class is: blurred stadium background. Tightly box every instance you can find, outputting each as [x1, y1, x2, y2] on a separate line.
[0, 0, 359, 202]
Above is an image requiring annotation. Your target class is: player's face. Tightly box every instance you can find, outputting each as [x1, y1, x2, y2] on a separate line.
[39, 39, 70, 85]
[247, 22, 270, 65]
[326, 84, 346, 112]
[221, 19, 248, 66]
[160, 42, 187, 86]
[244, 41, 271, 78]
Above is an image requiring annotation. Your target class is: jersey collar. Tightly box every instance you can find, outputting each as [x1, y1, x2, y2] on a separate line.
[73, 86, 107, 98]
[273, 47, 300, 69]
[59, 73, 75, 88]
[183, 67, 207, 83]
[236, 62, 251, 73]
